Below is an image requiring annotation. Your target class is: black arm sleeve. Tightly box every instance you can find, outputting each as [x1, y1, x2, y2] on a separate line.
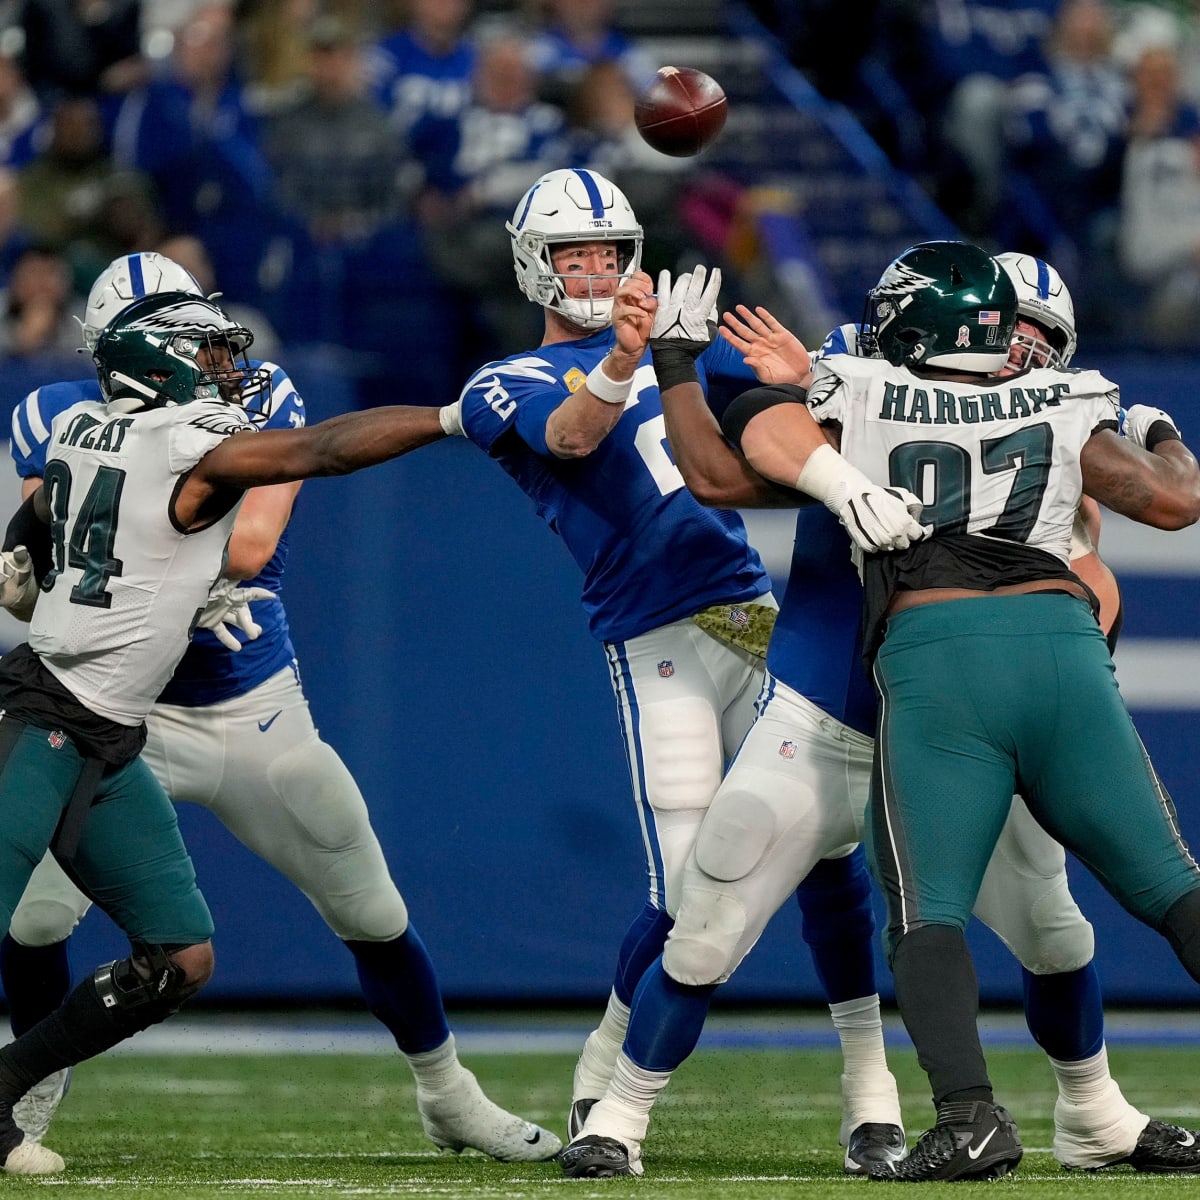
[720, 384, 808, 452]
[4, 492, 53, 583]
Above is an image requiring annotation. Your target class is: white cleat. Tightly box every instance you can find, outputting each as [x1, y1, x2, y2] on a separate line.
[4, 1139, 64, 1175]
[13, 1068, 70, 1145]
[1053, 1090, 1150, 1169]
[418, 1068, 562, 1162]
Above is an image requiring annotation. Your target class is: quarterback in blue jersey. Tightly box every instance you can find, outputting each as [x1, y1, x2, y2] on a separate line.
[561, 254, 1200, 1179]
[440, 168, 927, 1176]
[0, 253, 560, 1163]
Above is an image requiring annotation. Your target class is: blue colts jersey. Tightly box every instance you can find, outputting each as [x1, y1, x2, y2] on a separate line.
[765, 320, 876, 735]
[458, 328, 770, 643]
[10, 362, 306, 706]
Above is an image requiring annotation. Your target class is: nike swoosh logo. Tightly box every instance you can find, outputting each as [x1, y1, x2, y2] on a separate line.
[1179, 1132, 1197, 1148]
[257, 711, 283, 733]
[524, 1131, 541, 1145]
[967, 1128, 998, 1160]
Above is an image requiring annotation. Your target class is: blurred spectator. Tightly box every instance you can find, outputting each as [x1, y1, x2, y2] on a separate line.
[0, 246, 84, 358]
[20, 0, 149, 138]
[156, 231, 282, 357]
[0, 166, 31, 284]
[420, 32, 569, 358]
[262, 15, 406, 244]
[366, 0, 476, 141]
[111, 2, 273, 224]
[110, 1, 277, 309]
[874, 0, 1059, 230]
[1006, 0, 1129, 252]
[0, 48, 41, 168]
[17, 96, 117, 249]
[1118, 42, 1200, 346]
[527, 0, 656, 102]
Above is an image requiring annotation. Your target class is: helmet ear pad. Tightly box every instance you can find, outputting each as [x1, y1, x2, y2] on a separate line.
[507, 168, 644, 330]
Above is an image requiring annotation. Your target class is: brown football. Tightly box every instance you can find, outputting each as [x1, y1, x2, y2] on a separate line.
[634, 66, 728, 157]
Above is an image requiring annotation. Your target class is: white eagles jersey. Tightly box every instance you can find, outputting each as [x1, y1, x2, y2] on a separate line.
[807, 356, 1120, 564]
[29, 397, 254, 726]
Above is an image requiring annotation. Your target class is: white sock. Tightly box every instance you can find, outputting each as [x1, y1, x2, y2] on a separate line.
[830, 995, 901, 1142]
[1051, 1045, 1149, 1165]
[573, 990, 631, 1101]
[404, 1033, 465, 1093]
[584, 1051, 672, 1146]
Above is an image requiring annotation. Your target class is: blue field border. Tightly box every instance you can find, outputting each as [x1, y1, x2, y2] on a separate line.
[87, 1010, 1200, 1056]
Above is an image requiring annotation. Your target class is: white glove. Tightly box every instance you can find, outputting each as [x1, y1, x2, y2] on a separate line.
[439, 400, 465, 436]
[198, 579, 276, 652]
[650, 266, 722, 347]
[0, 546, 38, 622]
[1123, 404, 1180, 450]
[797, 444, 932, 553]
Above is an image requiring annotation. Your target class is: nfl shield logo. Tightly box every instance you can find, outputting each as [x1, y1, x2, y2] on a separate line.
[779, 740, 796, 759]
[657, 660, 675, 678]
[47, 731, 66, 750]
[727, 607, 749, 627]
[955, 324, 971, 347]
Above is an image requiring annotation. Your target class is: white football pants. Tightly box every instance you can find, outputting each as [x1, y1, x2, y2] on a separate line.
[664, 675, 1094, 987]
[604, 601, 775, 918]
[9, 664, 408, 948]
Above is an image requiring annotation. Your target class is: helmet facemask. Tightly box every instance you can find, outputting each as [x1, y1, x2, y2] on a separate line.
[508, 168, 644, 331]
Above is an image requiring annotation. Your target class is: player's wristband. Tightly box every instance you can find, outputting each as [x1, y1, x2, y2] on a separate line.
[650, 341, 702, 393]
[438, 400, 464, 436]
[586, 356, 634, 405]
[794, 443, 871, 508]
[1146, 422, 1183, 452]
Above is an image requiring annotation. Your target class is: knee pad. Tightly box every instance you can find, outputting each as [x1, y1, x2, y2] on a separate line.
[8, 897, 88, 948]
[663, 885, 748, 986]
[988, 877, 1095, 976]
[693, 790, 776, 882]
[94, 942, 195, 1028]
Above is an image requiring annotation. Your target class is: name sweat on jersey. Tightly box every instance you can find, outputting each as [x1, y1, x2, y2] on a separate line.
[11, 361, 305, 705]
[458, 327, 769, 643]
[30, 397, 253, 725]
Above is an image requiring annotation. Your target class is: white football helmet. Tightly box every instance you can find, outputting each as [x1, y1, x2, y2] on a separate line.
[508, 168, 643, 330]
[995, 252, 1078, 370]
[82, 252, 203, 349]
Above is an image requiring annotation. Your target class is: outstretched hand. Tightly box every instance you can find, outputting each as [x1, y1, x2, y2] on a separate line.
[720, 305, 813, 386]
[611, 271, 657, 359]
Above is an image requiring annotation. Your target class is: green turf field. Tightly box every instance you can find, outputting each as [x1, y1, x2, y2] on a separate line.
[11, 1038, 1200, 1198]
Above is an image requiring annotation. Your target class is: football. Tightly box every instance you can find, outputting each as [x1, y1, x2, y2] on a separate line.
[634, 66, 728, 157]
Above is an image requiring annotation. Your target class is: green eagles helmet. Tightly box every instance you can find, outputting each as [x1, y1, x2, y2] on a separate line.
[92, 290, 270, 414]
[860, 240, 1018, 374]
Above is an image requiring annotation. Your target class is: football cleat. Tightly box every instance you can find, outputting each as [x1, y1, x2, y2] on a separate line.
[1107, 1119, 1200, 1174]
[13, 1068, 70, 1145]
[845, 1122, 906, 1175]
[4, 1139, 64, 1175]
[559, 1133, 643, 1178]
[567, 1098, 596, 1141]
[417, 1067, 561, 1162]
[869, 1101, 1022, 1182]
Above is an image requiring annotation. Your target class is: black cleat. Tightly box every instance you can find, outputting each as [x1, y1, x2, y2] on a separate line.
[559, 1134, 638, 1178]
[869, 1101, 1022, 1182]
[1112, 1119, 1200, 1174]
[567, 1098, 596, 1141]
[845, 1122, 906, 1175]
